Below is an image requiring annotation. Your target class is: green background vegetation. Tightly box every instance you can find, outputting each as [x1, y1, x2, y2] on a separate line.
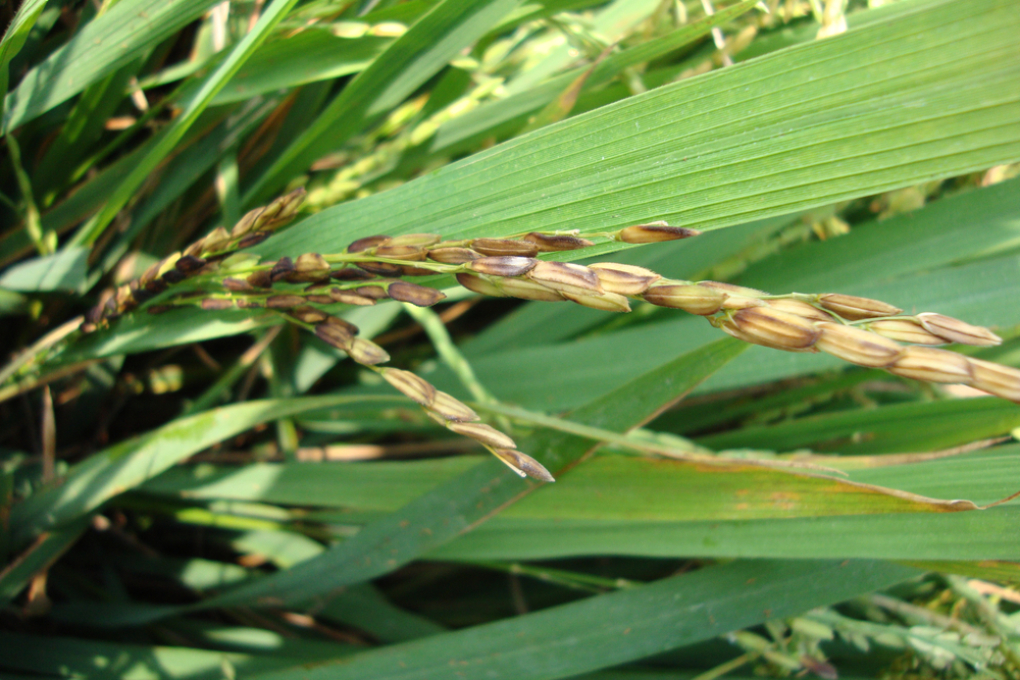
[1, 0, 1019, 678]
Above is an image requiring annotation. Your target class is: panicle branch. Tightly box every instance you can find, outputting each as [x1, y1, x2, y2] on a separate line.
[79, 196, 1019, 479]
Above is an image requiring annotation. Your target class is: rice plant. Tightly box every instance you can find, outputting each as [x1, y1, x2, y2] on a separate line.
[1, 0, 1019, 678]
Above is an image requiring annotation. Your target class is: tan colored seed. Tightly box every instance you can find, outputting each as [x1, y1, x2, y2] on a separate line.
[448, 422, 516, 450]
[353, 285, 390, 300]
[886, 346, 974, 384]
[720, 295, 766, 310]
[201, 226, 232, 253]
[562, 290, 631, 312]
[347, 337, 391, 365]
[967, 358, 1020, 402]
[643, 283, 724, 315]
[357, 261, 404, 276]
[381, 368, 436, 406]
[522, 233, 594, 252]
[917, 313, 1002, 347]
[347, 235, 391, 253]
[269, 257, 296, 281]
[388, 233, 442, 247]
[456, 273, 508, 298]
[818, 293, 902, 320]
[428, 247, 481, 264]
[526, 261, 602, 296]
[491, 449, 555, 482]
[429, 390, 480, 422]
[183, 239, 206, 258]
[765, 299, 835, 323]
[266, 295, 305, 309]
[255, 188, 306, 230]
[288, 306, 330, 324]
[295, 253, 330, 273]
[867, 318, 946, 345]
[399, 264, 436, 277]
[814, 323, 904, 367]
[375, 244, 427, 261]
[246, 270, 273, 289]
[306, 294, 334, 304]
[329, 288, 376, 306]
[732, 307, 820, 350]
[496, 277, 565, 301]
[470, 238, 539, 257]
[468, 256, 538, 278]
[618, 222, 701, 243]
[315, 321, 355, 350]
[201, 298, 234, 310]
[388, 281, 446, 307]
[588, 263, 660, 295]
[223, 277, 253, 292]
[231, 207, 262, 237]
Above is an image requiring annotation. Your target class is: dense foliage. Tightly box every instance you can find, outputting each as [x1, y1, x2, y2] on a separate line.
[1, 0, 1019, 678]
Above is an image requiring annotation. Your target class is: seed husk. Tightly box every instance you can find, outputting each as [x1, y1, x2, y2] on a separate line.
[766, 298, 835, 323]
[140, 261, 162, 288]
[388, 281, 446, 307]
[814, 322, 904, 367]
[183, 239, 206, 258]
[295, 253, 330, 273]
[398, 264, 437, 277]
[526, 261, 602, 296]
[588, 263, 660, 295]
[522, 232, 594, 252]
[917, 313, 1002, 346]
[867, 319, 947, 345]
[288, 306, 330, 324]
[236, 298, 264, 308]
[161, 269, 187, 284]
[456, 273, 508, 298]
[236, 232, 270, 249]
[732, 307, 820, 350]
[353, 285, 390, 300]
[348, 235, 391, 253]
[253, 188, 306, 231]
[223, 277, 253, 292]
[201, 226, 232, 253]
[618, 223, 701, 243]
[967, 358, 1020, 402]
[491, 448, 555, 482]
[329, 288, 376, 306]
[643, 283, 724, 315]
[388, 233, 442, 247]
[448, 422, 516, 449]
[428, 247, 481, 264]
[266, 295, 305, 309]
[720, 295, 766, 310]
[496, 277, 564, 301]
[381, 368, 436, 406]
[269, 257, 296, 282]
[347, 337, 390, 365]
[231, 207, 263, 237]
[429, 390, 480, 422]
[375, 244, 427, 261]
[471, 238, 539, 257]
[468, 256, 538, 278]
[331, 268, 376, 281]
[305, 294, 334, 304]
[887, 346, 974, 383]
[246, 270, 273, 289]
[818, 293, 902, 320]
[357, 261, 404, 276]
[562, 290, 631, 312]
[200, 298, 234, 310]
